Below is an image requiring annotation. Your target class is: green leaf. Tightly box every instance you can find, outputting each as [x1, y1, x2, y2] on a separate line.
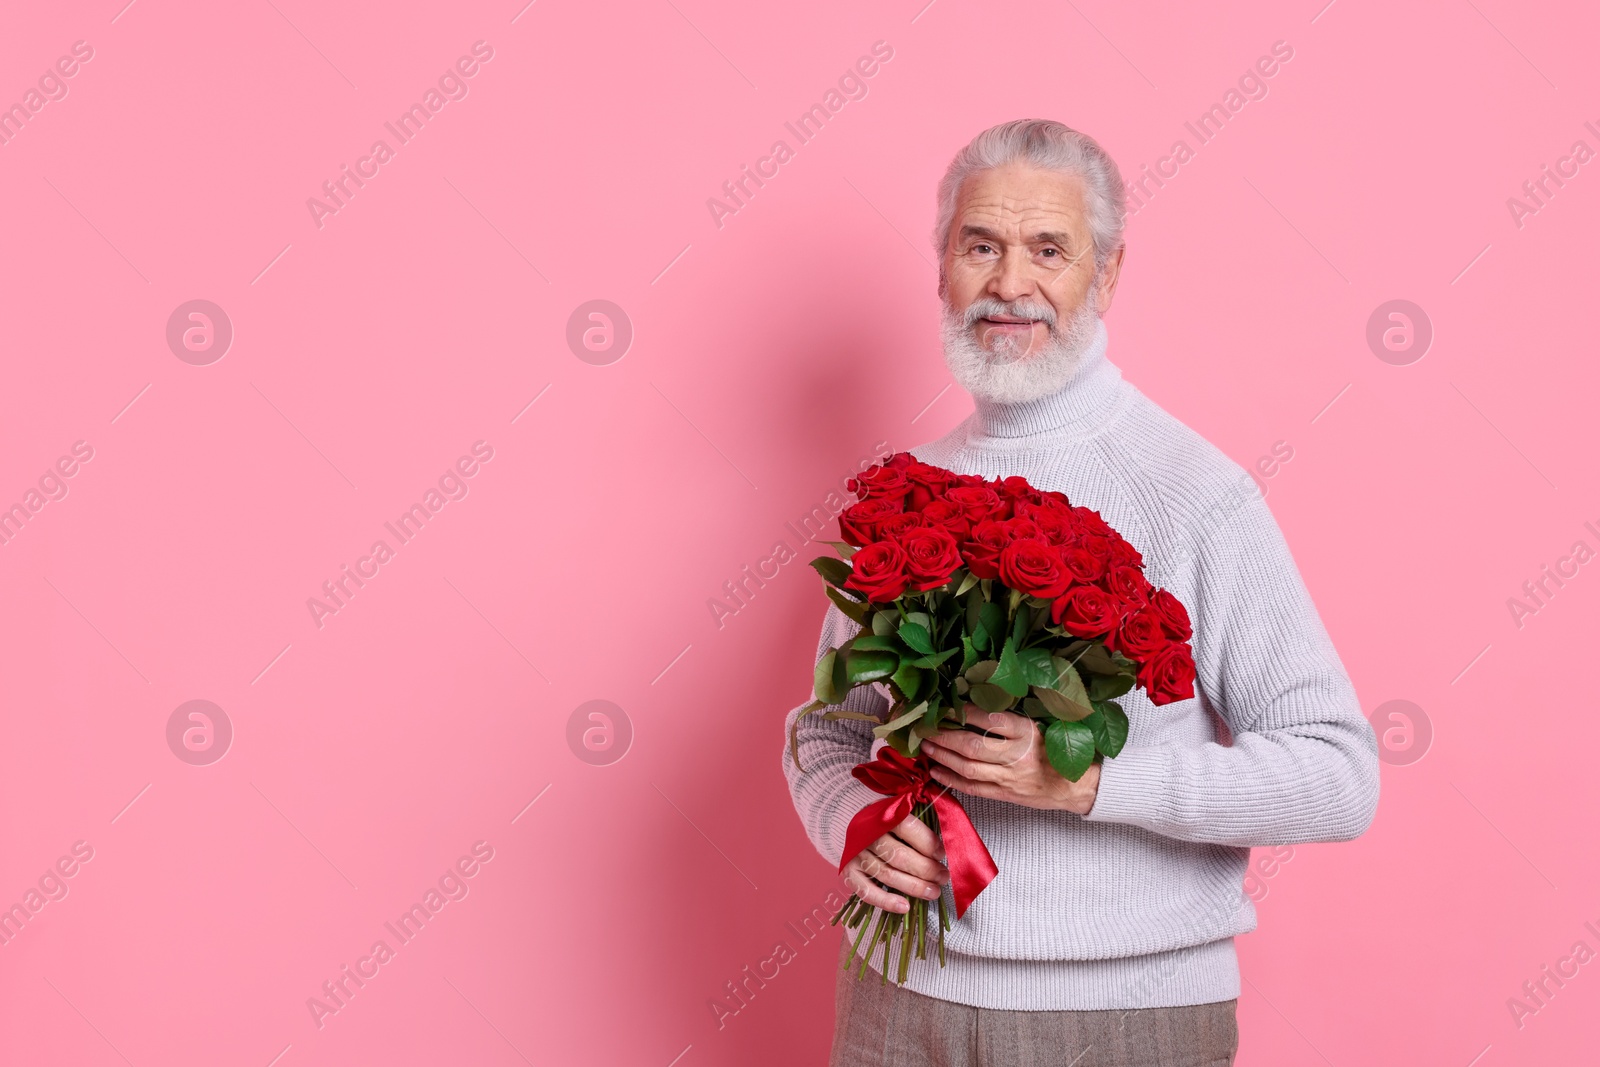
[820, 539, 858, 561]
[871, 609, 898, 636]
[873, 701, 926, 738]
[1007, 585, 1024, 615]
[955, 571, 979, 597]
[1016, 647, 1058, 688]
[968, 683, 1015, 713]
[1033, 685, 1094, 721]
[819, 709, 883, 722]
[964, 659, 999, 684]
[1070, 641, 1125, 676]
[809, 556, 852, 590]
[1021, 696, 1048, 719]
[898, 621, 935, 655]
[1049, 658, 1094, 707]
[813, 650, 840, 704]
[975, 601, 1005, 653]
[908, 647, 959, 670]
[988, 637, 1030, 698]
[1092, 701, 1129, 757]
[904, 611, 932, 634]
[891, 662, 924, 702]
[1010, 603, 1028, 648]
[825, 584, 869, 624]
[788, 698, 828, 770]
[960, 634, 978, 674]
[843, 648, 898, 685]
[1045, 719, 1096, 781]
[851, 634, 900, 653]
[1087, 670, 1136, 701]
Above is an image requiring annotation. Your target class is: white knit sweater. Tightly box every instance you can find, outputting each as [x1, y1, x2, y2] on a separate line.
[781, 318, 1379, 1010]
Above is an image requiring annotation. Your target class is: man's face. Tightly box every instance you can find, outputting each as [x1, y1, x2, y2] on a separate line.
[940, 162, 1123, 362]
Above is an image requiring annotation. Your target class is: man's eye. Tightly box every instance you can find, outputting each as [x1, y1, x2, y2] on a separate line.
[972, 243, 995, 254]
[1041, 248, 1061, 258]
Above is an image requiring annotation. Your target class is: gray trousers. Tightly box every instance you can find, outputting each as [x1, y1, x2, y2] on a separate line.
[829, 937, 1239, 1067]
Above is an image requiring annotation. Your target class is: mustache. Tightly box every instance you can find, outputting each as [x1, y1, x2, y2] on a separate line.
[961, 297, 1058, 330]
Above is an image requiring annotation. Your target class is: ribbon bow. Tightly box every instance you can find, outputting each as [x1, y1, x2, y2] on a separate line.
[838, 746, 998, 918]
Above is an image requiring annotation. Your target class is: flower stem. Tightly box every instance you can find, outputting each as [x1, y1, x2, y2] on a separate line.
[830, 798, 954, 983]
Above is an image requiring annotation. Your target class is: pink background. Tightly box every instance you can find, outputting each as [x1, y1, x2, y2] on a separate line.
[1, 0, 1597, 1063]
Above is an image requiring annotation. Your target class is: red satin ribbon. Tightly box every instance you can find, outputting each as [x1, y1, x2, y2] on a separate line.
[838, 746, 998, 919]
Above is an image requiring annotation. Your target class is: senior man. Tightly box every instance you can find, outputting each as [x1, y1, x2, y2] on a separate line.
[782, 119, 1379, 1067]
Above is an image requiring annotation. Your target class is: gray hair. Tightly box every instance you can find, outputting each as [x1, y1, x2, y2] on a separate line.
[932, 119, 1127, 275]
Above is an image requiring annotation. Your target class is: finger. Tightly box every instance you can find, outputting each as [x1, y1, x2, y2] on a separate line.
[929, 725, 1028, 767]
[843, 863, 909, 913]
[929, 764, 1005, 802]
[854, 849, 944, 901]
[922, 739, 1007, 782]
[890, 815, 946, 864]
[921, 729, 985, 757]
[965, 708, 1035, 740]
[868, 835, 947, 884]
[968, 717, 1041, 769]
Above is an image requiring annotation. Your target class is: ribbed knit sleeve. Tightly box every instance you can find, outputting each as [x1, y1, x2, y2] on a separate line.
[1083, 487, 1380, 846]
[781, 602, 887, 868]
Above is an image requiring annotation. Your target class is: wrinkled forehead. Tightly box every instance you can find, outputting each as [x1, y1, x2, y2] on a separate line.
[950, 165, 1091, 245]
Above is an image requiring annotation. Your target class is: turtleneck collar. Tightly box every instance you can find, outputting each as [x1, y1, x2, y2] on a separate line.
[967, 317, 1125, 441]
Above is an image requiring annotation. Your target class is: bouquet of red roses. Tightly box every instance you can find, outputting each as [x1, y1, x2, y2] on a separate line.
[790, 451, 1196, 985]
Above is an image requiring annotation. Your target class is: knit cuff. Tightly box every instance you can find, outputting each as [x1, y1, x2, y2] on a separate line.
[821, 777, 887, 869]
[1081, 744, 1183, 833]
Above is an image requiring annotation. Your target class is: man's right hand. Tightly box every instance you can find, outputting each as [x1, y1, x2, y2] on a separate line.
[841, 814, 950, 913]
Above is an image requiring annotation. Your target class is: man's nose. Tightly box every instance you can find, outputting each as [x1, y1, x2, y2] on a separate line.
[988, 249, 1034, 302]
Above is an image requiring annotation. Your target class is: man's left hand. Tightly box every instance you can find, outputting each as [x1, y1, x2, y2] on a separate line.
[920, 708, 1100, 816]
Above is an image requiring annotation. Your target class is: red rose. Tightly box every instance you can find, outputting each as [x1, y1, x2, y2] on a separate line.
[1072, 507, 1114, 539]
[1016, 502, 1076, 545]
[847, 464, 911, 502]
[998, 538, 1072, 598]
[991, 475, 1037, 519]
[1108, 534, 1144, 569]
[1038, 490, 1073, 511]
[843, 540, 911, 603]
[1110, 607, 1168, 661]
[876, 511, 925, 539]
[905, 461, 959, 511]
[900, 526, 963, 591]
[953, 473, 990, 488]
[944, 485, 1006, 525]
[920, 498, 972, 541]
[1139, 643, 1197, 705]
[1059, 545, 1105, 584]
[1149, 588, 1193, 640]
[838, 497, 904, 547]
[884, 451, 915, 470]
[958, 519, 1012, 580]
[1078, 534, 1113, 567]
[1050, 585, 1125, 638]
[1003, 517, 1043, 541]
[1104, 564, 1153, 609]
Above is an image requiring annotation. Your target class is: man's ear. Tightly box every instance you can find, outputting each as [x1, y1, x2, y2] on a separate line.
[1094, 246, 1126, 313]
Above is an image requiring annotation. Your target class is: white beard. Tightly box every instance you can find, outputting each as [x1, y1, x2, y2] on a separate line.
[941, 289, 1103, 404]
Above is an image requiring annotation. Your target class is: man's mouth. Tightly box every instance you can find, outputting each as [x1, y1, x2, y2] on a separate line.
[980, 316, 1040, 331]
